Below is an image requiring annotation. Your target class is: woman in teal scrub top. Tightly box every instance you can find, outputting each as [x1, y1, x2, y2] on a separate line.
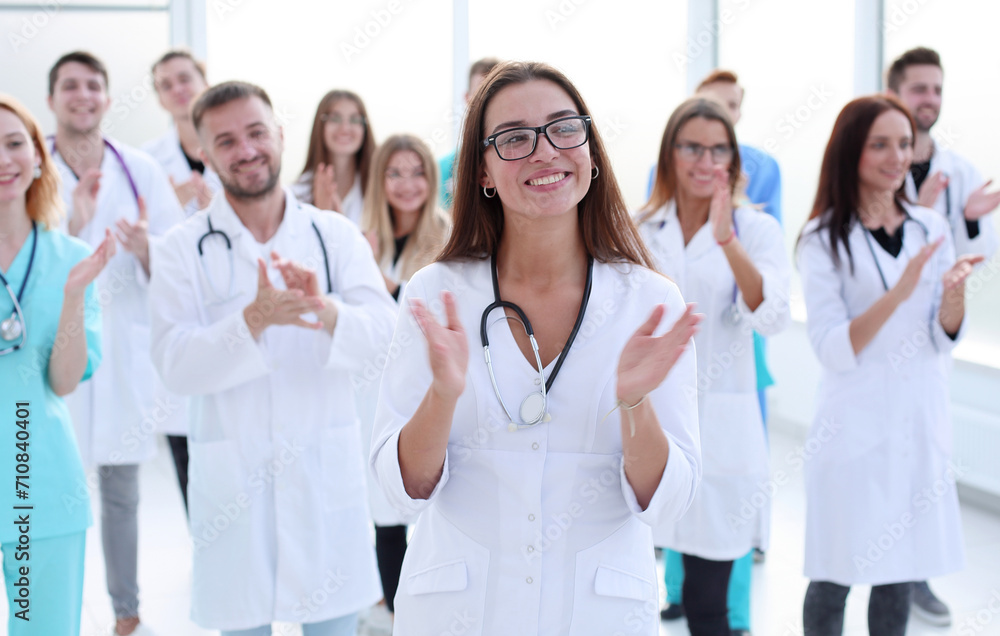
[0, 95, 114, 636]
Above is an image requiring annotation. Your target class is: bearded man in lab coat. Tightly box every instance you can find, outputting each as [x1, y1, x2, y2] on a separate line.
[149, 81, 395, 635]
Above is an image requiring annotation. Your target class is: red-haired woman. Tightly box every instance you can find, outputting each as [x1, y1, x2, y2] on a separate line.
[797, 95, 978, 635]
[370, 61, 702, 635]
[0, 94, 114, 636]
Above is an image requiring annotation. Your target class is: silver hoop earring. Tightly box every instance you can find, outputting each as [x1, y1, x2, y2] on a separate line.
[591, 166, 599, 180]
[483, 186, 497, 199]
[33, 165, 42, 180]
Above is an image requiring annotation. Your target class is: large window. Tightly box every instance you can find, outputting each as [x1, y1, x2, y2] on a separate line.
[2, 2, 170, 145]
[884, 0, 1000, 358]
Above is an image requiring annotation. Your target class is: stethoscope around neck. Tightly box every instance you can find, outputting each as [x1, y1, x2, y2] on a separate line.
[860, 210, 930, 291]
[196, 207, 333, 302]
[49, 137, 140, 204]
[0, 222, 38, 356]
[479, 252, 593, 430]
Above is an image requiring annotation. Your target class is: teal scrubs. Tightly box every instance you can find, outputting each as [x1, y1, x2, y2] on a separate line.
[438, 150, 456, 209]
[0, 226, 100, 636]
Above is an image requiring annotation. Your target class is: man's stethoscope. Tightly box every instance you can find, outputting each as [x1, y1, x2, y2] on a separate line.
[0, 222, 38, 355]
[50, 137, 141, 204]
[480, 252, 593, 429]
[861, 212, 930, 291]
[197, 213, 333, 301]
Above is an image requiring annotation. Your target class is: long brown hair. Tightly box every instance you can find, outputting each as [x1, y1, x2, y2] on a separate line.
[437, 61, 654, 269]
[638, 97, 743, 222]
[301, 90, 375, 196]
[799, 94, 915, 271]
[0, 94, 64, 229]
[362, 135, 451, 281]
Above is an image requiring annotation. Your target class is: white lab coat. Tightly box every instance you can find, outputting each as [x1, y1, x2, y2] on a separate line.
[149, 189, 396, 629]
[53, 137, 185, 466]
[903, 145, 998, 260]
[797, 202, 965, 585]
[638, 203, 791, 560]
[371, 259, 701, 636]
[142, 124, 222, 219]
[292, 171, 364, 226]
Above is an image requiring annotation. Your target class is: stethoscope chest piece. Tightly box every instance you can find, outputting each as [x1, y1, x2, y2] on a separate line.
[520, 391, 546, 425]
[722, 303, 742, 327]
[1, 313, 23, 342]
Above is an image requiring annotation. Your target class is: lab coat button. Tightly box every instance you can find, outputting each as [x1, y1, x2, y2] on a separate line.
[526, 545, 534, 552]
[528, 514, 535, 521]
[526, 577, 533, 584]
[534, 378, 541, 385]
[531, 442, 539, 450]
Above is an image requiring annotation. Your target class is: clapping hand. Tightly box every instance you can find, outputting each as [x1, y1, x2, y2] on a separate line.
[616, 303, 701, 406]
[410, 291, 468, 402]
[68, 169, 101, 236]
[65, 228, 116, 298]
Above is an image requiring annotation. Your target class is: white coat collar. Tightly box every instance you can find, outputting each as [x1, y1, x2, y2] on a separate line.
[204, 187, 310, 266]
[643, 200, 716, 260]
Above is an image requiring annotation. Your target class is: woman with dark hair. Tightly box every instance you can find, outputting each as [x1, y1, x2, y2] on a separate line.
[637, 97, 790, 636]
[294, 89, 374, 224]
[797, 95, 978, 635]
[370, 61, 702, 635]
[0, 94, 114, 636]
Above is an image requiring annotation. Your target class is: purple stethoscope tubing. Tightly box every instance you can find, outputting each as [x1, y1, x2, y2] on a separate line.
[49, 137, 140, 204]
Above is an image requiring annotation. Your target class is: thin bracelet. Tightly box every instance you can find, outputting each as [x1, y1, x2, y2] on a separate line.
[717, 229, 736, 246]
[618, 395, 647, 438]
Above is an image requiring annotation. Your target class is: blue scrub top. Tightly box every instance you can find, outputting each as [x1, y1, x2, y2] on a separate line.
[0, 226, 99, 543]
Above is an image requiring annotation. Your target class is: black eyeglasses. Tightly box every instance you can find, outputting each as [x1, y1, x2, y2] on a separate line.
[483, 115, 592, 161]
[674, 142, 734, 163]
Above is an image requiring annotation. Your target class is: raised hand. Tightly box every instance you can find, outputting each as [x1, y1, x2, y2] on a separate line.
[68, 169, 101, 236]
[65, 228, 116, 297]
[313, 163, 343, 213]
[115, 195, 150, 272]
[171, 173, 214, 209]
[917, 171, 948, 208]
[410, 291, 468, 402]
[243, 258, 325, 339]
[271, 250, 321, 298]
[616, 303, 701, 406]
[191, 172, 214, 209]
[943, 253, 987, 293]
[891, 236, 943, 302]
[964, 180, 1000, 221]
[708, 165, 734, 244]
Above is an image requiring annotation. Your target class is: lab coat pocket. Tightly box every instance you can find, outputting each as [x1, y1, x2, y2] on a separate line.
[406, 560, 468, 595]
[700, 392, 767, 477]
[569, 518, 658, 635]
[394, 508, 489, 636]
[320, 426, 367, 511]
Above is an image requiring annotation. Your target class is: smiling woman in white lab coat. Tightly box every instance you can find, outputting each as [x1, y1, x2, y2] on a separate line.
[293, 90, 374, 225]
[797, 95, 981, 636]
[370, 61, 702, 636]
[636, 97, 790, 636]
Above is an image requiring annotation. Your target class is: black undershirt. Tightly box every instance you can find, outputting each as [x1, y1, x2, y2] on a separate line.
[389, 234, 410, 301]
[909, 159, 980, 239]
[870, 223, 904, 258]
[182, 144, 205, 175]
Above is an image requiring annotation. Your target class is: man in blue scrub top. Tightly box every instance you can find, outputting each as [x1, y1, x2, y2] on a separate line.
[651, 70, 782, 636]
